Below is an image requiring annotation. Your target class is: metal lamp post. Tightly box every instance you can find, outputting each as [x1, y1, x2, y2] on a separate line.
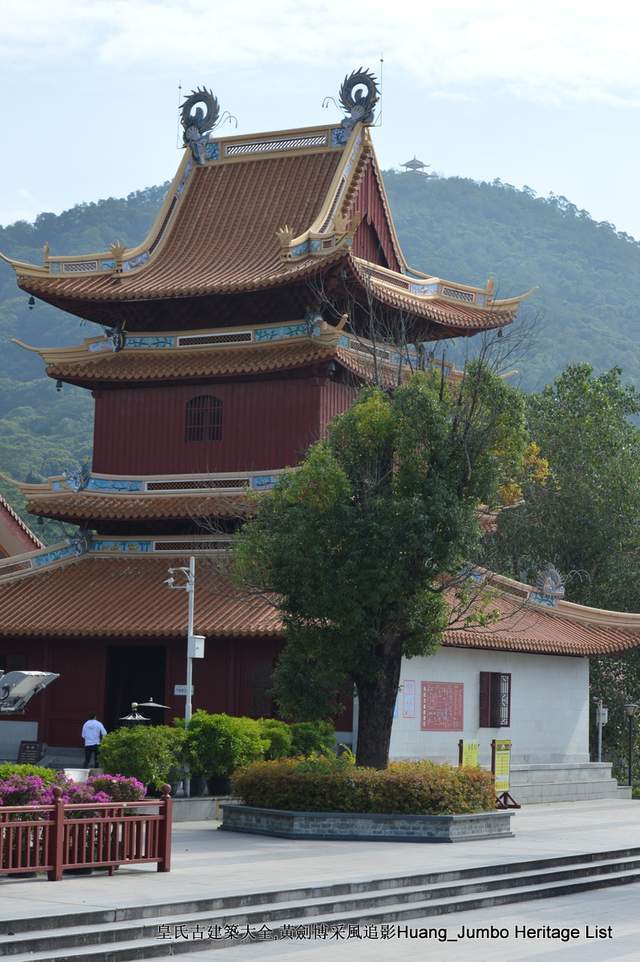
[165, 556, 197, 796]
[165, 557, 196, 724]
[623, 703, 638, 788]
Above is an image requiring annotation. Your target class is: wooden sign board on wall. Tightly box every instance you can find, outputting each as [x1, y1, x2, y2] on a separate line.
[421, 681, 464, 731]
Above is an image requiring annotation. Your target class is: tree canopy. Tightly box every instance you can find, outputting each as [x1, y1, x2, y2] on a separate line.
[234, 368, 530, 767]
[484, 364, 640, 770]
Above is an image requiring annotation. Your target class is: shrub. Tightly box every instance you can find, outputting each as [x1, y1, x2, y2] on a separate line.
[99, 726, 186, 790]
[87, 774, 146, 801]
[233, 759, 495, 816]
[289, 721, 335, 757]
[0, 774, 112, 820]
[0, 774, 49, 807]
[0, 763, 58, 784]
[258, 719, 293, 760]
[185, 712, 267, 778]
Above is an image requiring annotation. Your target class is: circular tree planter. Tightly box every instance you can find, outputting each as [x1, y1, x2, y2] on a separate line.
[220, 804, 514, 842]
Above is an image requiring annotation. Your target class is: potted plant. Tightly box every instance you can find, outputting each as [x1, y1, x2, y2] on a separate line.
[186, 712, 267, 794]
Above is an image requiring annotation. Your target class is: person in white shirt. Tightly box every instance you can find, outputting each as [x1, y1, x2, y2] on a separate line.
[81, 714, 107, 768]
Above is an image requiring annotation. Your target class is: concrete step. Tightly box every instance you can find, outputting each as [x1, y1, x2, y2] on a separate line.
[514, 779, 624, 804]
[4, 855, 640, 956]
[39, 747, 85, 769]
[3, 848, 640, 960]
[510, 763, 616, 786]
[5, 869, 640, 961]
[4, 845, 640, 935]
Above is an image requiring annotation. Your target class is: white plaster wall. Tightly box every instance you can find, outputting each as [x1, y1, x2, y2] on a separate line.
[386, 648, 589, 765]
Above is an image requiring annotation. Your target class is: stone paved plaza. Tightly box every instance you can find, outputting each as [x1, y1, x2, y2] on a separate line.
[1, 799, 640, 962]
[0, 799, 639, 923]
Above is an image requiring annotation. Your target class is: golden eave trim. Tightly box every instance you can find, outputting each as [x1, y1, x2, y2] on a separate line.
[354, 258, 534, 310]
[487, 571, 640, 631]
[0, 249, 48, 275]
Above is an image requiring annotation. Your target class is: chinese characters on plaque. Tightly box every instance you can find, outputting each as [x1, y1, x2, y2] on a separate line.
[421, 681, 464, 731]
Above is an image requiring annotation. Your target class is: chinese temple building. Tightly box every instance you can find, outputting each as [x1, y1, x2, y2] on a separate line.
[0, 73, 638, 799]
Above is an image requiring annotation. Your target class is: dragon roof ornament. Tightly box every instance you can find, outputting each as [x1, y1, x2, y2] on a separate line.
[180, 86, 236, 164]
[338, 68, 379, 130]
[535, 563, 566, 600]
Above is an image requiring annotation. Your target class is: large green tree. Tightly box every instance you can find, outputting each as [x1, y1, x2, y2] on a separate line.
[485, 364, 640, 767]
[234, 368, 528, 768]
[487, 364, 640, 606]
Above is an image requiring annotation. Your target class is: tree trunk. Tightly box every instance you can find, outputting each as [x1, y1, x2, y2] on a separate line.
[355, 643, 403, 769]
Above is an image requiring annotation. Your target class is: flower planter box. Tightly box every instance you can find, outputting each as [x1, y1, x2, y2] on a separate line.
[220, 804, 514, 842]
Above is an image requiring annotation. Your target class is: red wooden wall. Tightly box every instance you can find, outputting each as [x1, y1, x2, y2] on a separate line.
[350, 160, 402, 272]
[1, 635, 352, 748]
[93, 376, 356, 475]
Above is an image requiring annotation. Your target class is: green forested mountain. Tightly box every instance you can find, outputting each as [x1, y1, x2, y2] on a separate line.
[384, 172, 640, 389]
[1, 172, 639, 530]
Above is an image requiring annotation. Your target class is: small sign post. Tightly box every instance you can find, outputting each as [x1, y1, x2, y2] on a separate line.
[491, 738, 520, 809]
[596, 700, 608, 763]
[458, 739, 480, 768]
[17, 740, 44, 764]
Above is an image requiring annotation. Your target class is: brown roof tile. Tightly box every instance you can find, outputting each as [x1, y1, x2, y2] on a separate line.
[46, 340, 410, 387]
[445, 591, 640, 656]
[16, 144, 525, 338]
[0, 556, 279, 638]
[1, 554, 640, 655]
[25, 493, 254, 524]
[46, 341, 339, 385]
[21, 153, 342, 303]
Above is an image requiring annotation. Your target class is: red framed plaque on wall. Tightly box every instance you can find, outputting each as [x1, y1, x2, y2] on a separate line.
[421, 681, 464, 731]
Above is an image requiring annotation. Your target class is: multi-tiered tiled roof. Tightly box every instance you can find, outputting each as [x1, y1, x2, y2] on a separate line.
[1, 124, 529, 337]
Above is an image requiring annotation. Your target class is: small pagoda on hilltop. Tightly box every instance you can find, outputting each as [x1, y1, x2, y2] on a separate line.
[401, 156, 429, 174]
[1, 71, 639, 777]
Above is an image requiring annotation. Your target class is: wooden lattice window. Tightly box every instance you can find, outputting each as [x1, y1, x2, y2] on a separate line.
[479, 672, 511, 727]
[185, 395, 222, 442]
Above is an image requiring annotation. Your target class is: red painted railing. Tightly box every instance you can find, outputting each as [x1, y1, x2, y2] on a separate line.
[0, 784, 172, 881]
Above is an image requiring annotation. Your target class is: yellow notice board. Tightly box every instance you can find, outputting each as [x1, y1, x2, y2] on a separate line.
[494, 739, 512, 793]
[462, 741, 480, 768]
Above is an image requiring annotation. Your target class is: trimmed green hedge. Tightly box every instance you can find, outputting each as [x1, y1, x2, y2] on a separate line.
[233, 758, 495, 816]
[0, 763, 58, 784]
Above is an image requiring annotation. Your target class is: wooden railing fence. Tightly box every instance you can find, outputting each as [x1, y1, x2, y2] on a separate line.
[0, 784, 172, 881]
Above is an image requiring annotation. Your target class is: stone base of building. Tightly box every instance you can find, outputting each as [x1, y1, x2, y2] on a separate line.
[220, 804, 513, 842]
[509, 762, 631, 804]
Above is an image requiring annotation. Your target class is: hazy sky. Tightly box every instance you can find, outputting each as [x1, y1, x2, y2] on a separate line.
[2, 1, 640, 237]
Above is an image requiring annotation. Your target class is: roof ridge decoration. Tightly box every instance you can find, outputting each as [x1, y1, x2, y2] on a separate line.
[11, 467, 288, 497]
[338, 68, 379, 132]
[180, 86, 238, 164]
